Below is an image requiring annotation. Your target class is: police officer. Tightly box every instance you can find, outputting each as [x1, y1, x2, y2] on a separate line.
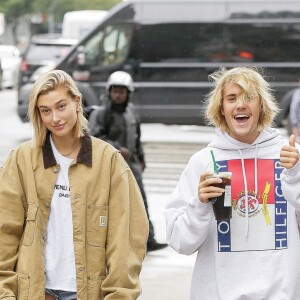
[89, 71, 167, 252]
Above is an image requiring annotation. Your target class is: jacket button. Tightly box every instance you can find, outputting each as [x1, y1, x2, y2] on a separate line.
[45, 203, 50, 208]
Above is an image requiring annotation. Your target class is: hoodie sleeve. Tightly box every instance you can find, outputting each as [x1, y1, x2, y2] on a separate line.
[165, 153, 214, 255]
[281, 149, 300, 212]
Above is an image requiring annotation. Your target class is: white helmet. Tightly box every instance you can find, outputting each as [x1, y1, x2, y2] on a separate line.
[106, 71, 134, 93]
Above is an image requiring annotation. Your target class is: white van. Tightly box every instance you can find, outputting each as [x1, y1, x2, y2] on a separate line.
[62, 10, 107, 40]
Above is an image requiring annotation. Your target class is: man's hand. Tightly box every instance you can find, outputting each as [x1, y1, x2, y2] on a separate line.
[120, 147, 132, 161]
[280, 134, 300, 169]
[198, 172, 224, 203]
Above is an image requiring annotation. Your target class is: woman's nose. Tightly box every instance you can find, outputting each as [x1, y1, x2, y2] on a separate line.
[52, 111, 60, 122]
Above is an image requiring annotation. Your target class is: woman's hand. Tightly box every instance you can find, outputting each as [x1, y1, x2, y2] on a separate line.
[198, 172, 224, 203]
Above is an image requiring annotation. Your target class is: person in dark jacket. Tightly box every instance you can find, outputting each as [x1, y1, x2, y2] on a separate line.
[289, 87, 300, 144]
[88, 71, 167, 252]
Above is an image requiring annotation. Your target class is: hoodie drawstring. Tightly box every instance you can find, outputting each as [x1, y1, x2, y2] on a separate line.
[254, 145, 258, 196]
[238, 145, 258, 238]
[238, 150, 249, 237]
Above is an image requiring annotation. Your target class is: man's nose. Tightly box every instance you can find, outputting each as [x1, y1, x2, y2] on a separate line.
[236, 100, 246, 108]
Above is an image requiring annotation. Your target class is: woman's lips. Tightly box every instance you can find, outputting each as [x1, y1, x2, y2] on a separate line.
[53, 123, 66, 130]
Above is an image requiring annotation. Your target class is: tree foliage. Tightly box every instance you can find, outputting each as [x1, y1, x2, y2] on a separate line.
[0, 0, 122, 22]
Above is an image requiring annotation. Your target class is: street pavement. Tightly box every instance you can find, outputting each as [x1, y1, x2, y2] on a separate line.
[0, 90, 32, 163]
[140, 124, 215, 300]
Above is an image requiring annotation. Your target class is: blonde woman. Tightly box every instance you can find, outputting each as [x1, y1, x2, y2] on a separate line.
[0, 70, 148, 300]
[165, 67, 300, 299]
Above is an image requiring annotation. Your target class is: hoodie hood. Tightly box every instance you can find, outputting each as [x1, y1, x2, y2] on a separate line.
[208, 127, 283, 150]
[208, 127, 285, 238]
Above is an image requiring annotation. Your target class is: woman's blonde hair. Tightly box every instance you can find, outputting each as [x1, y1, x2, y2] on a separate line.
[28, 69, 89, 147]
[204, 66, 280, 132]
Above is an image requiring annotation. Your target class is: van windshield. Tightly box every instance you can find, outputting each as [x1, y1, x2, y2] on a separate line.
[81, 23, 133, 67]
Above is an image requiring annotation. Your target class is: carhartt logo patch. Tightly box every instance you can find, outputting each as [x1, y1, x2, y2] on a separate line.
[100, 216, 107, 227]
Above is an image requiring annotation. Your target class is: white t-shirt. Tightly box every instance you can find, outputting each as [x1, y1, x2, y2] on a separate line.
[45, 136, 77, 291]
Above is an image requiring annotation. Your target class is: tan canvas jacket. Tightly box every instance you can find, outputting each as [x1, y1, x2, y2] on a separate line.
[0, 133, 148, 300]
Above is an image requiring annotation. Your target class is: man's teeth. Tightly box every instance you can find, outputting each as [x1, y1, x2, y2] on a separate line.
[235, 115, 249, 119]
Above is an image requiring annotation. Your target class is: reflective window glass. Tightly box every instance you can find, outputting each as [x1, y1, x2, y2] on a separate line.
[139, 22, 300, 63]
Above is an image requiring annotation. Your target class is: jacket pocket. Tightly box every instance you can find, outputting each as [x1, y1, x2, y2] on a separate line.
[23, 204, 38, 246]
[87, 275, 106, 299]
[87, 205, 108, 247]
[17, 273, 30, 300]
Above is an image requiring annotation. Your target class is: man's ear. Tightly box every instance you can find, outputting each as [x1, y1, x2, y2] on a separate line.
[221, 104, 224, 115]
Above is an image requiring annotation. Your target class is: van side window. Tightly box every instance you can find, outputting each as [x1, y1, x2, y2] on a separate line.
[228, 23, 300, 62]
[139, 22, 300, 64]
[139, 24, 225, 63]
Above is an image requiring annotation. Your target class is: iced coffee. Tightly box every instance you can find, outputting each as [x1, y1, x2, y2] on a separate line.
[207, 172, 232, 220]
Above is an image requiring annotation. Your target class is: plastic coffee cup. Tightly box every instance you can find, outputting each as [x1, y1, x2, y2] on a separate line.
[207, 172, 232, 221]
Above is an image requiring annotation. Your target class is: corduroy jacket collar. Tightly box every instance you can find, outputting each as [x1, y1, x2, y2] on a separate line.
[42, 132, 92, 168]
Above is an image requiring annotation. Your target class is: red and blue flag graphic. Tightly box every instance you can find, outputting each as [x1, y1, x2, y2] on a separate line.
[216, 159, 287, 252]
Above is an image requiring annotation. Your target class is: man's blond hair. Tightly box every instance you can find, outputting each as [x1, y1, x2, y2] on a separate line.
[205, 67, 280, 132]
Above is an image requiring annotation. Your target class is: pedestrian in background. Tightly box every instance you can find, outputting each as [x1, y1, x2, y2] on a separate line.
[88, 71, 167, 252]
[0, 70, 148, 300]
[165, 67, 300, 299]
[289, 86, 300, 143]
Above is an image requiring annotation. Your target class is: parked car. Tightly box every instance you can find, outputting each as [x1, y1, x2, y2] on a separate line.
[18, 33, 77, 90]
[0, 45, 21, 89]
[17, 0, 300, 129]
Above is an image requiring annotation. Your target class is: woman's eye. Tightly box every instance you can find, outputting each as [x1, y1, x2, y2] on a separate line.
[41, 109, 49, 114]
[58, 103, 66, 110]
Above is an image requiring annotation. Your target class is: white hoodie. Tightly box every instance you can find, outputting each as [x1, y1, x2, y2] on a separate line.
[165, 128, 300, 300]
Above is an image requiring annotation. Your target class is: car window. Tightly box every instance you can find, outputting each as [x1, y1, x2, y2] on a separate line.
[139, 22, 300, 63]
[102, 25, 132, 65]
[80, 23, 133, 67]
[82, 30, 104, 65]
[228, 23, 300, 62]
